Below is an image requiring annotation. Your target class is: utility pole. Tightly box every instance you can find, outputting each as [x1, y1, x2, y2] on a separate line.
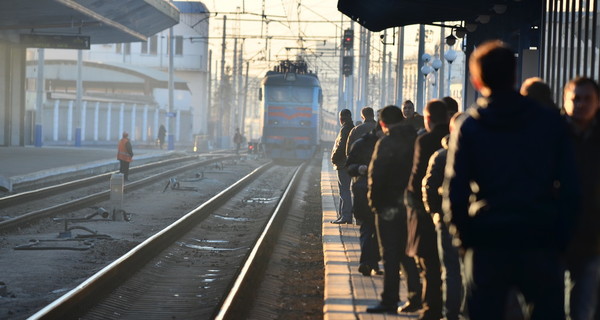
[168, 25, 175, 150]
[380, 30, 387, 109]
[338, 14, 345, 113]
[438, 27, 445, 99]
[219, 16, 227, 148]
[241, 60, 249, 136]
[35, 49, 44, 147]
[395, 27, 404, 106]
[75, 49, 82, 147]
[232, 37, 238, 133]
[416, 24, 426, 114]
[238, 40, 244, 130]
[207, 49, 212, 137]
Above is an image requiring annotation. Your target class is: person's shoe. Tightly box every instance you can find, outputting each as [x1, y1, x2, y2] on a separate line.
[372, 267, 383, 275]
[331, 219, 352, 224]
[366, 303, 397, 314]
[358, 263, 372, 276]
[398, 302, 423, 313]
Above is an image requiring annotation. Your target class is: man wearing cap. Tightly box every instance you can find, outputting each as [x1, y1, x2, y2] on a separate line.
[117, 132, 134, 181]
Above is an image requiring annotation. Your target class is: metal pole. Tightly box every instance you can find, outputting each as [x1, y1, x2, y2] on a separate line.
[35, 48, 44, 147]
[417, 24, 426, 114]
[168, 25, 175, 150]
[439, 28, 445, 99]
[338, 13, 344, 113]
[395, 27, 404, 107]
[207, 49, 212, 136]
[380, 30, 387, 108]
[447, 62, 452, 98]
[219, 16, 227, 147]
[75, 49, 82, 147]
[242, 61, 249, 136]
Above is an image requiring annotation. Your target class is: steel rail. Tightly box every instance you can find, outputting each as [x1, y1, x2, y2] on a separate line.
[0, 155, 236, 232]
[28, 161, 274, 320]
[215, 162, 306, 320]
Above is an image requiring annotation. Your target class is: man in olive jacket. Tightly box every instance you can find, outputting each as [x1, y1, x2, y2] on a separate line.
[331, 109, 354, 224]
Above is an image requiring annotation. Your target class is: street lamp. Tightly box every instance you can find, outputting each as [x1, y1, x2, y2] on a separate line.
[421, 64, 433, 105]
[444, 49, 458, 97]
[431, 58, 442, 99]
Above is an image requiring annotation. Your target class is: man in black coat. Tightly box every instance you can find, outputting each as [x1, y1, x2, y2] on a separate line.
[422, 112, 464, 320]
[366, 105, 422, 314]
[443, 40, 580, 320]
[563, 77, 600, 320]
[405, 99, 448, 320]
[346, 121, 382, 276]
[331, 109, 354, 224]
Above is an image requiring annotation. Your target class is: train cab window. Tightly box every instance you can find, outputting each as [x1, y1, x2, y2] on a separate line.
[258, 88, 263, 101]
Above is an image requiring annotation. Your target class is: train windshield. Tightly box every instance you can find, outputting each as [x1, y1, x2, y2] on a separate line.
[266, 86, 313, 103]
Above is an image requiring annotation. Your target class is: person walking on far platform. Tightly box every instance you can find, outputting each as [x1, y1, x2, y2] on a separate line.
[367, 105, 422, 314]
[158, 124, 166, 149]
[233, 128, 243, 154]
[331, 108, 354, 224]
[563, 77, 600, 320]
[443, 40, 580, 320]
[117, 131, 134, 181]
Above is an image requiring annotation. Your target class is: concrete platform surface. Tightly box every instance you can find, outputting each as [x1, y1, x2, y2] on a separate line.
[0, 146, 177, 191]
[322, 154, 418, 320]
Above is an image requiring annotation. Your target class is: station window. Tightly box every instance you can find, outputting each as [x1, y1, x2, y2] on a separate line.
[149, 36, 158, 55]
[116, 43, 122, 53]
[141, 41, 148, 54]
[175, 36, 183, 55]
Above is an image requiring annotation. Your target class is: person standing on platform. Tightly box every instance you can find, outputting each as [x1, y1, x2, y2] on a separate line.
[563, 77, 600, 320]
[331, 108, 354, 224]
[443, 40, 580, 320]
[402, 100, 425, 133]
[367, 105, 422, 314]
[158, 124, 166, 149]
[346, 112, 382, 276]
[422, 112, 465, 320]
[346, 107, 377, 154]
[233, 128, 243, 155]
[117, 131, 134, 182]
[405, 99, 448, 320]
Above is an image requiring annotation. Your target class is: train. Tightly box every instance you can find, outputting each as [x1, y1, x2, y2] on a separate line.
[259, 59, 324, 160]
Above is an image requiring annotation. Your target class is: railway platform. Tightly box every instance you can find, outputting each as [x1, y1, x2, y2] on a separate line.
[322, 155, 415, 320]
[0, 146, 183, 192]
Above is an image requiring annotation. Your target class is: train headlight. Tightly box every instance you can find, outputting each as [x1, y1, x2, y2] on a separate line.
[268, 120, 279, 125]
[300, 120, 312, 126]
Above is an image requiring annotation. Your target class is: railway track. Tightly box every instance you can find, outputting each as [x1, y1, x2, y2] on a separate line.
[0, 153, 236, 233]
[27, 161, 307, 319]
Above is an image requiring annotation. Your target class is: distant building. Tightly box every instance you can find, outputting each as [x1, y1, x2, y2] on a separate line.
[26, 1, 209, 146]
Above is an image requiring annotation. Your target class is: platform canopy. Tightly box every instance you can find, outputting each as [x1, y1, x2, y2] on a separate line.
[0, 0, 180, 45]
[337, 0, 509, 31]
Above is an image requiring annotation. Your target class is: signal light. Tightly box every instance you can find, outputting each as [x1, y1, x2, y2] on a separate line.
[343, 29, 353, 50]
[342, 56, 353, 76]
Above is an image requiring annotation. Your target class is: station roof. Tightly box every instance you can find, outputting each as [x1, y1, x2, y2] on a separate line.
[0, 0, 180, 44]
[337, 0, 525, 32]
[26, 59, 190, 91]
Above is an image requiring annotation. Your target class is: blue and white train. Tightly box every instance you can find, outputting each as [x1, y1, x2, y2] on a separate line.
[259, 60, 323, 160]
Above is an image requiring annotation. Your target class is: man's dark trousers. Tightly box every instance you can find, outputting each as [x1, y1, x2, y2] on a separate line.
[376, 211, 422, 307]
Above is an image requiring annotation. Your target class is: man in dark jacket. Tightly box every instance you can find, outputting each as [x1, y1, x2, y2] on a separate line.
[366, 105, 422, 314]
[443, 40, 580, 319]
[422, 112, 464, 320]
[405, 99, 448, 320]
[563, 77, 600, 320]
[346, 121, 383, 276]
[331, 109, 354, 224]
[402, 100, 425, 133]
[346, 107, 377, 155]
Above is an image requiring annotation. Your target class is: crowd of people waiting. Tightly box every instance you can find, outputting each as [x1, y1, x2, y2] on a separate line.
[328, 40, 600, 320]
